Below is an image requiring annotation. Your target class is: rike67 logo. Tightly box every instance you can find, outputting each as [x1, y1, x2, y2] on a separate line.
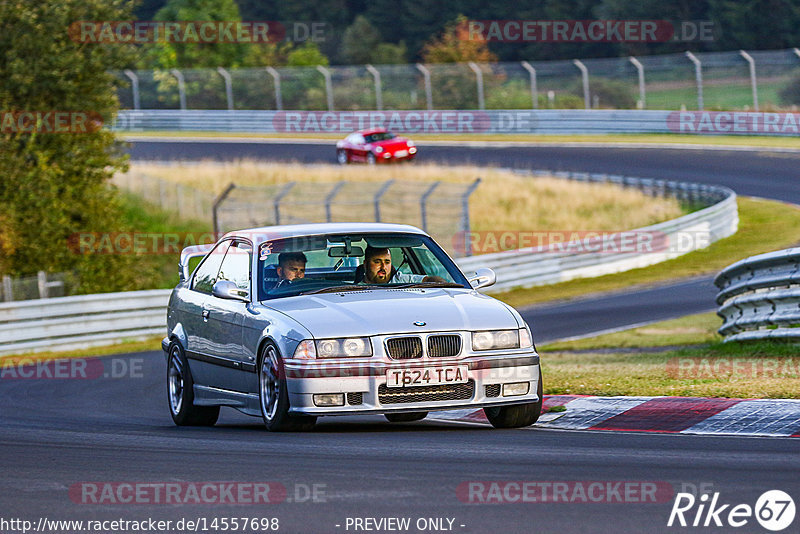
[668, 490, 795, 531]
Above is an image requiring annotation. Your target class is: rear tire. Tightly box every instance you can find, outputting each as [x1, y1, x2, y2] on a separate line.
[258, 342, 316, 432]
[484, 367, 543, 429]
[167, 341, 219, 426]
[385, 412, 428, 423]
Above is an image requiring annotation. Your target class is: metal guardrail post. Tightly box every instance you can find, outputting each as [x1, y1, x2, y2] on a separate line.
[739, 50, 759, 112]
[37, 271, 48, 299]
[520, 61, 538, 109]
[468, 62, 485, 110]
[365, 65, 383, 111]
[316, 66, 334, 111]
[217, 67, 234, 111]
[461, 178, 482, 256]
[2, 275, 12, 302]
[325, 181, 346, 223]
[420, 181, 441, 233]
[170, 69, 187, 110]
[416, 64, 433, 111]
[266, 67, 282, 111]
[212, 183, 237, 236]
[572, 60, 590, 110]
[629, 57, 646, 109]
[685, 51, 704, 111]
[373, 180, 395, 222]
[123, 70, 140, 110]
[273, 182, 296, 226]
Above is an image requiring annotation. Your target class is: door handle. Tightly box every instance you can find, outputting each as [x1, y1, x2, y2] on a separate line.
[202, 310, 210, 322]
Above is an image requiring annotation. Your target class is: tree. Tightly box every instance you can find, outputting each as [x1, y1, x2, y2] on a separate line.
[0, 0, 155, 291]
[341, 16, 382, 64]
[421, 14, 498, 64]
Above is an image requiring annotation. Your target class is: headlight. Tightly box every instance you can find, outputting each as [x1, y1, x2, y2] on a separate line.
[374, 146, 384, 153]
[408, 147, 417, 154]
[471, 330, 519, 351]
[315, 337, 372, 358]
[407, 140, 415, 147]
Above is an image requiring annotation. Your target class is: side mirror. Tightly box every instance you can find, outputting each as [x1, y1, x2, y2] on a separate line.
[467, 267, 496, 290]
[212, 280, 250, 302]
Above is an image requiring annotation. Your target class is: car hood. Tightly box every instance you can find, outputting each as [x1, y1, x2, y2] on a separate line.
[261, 288, 518, 338]
[371, 138, 410, 150]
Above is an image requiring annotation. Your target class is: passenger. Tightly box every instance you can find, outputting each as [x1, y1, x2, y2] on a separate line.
[360, 246, 444, 284]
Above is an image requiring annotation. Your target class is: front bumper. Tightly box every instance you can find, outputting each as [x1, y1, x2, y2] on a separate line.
[284, 352, 540, 416]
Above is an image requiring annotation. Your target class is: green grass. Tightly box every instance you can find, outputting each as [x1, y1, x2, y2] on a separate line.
[541, 341, 800, 398]
[646, 82, 785, 111]
[542, 312, 722, 351]
[120, 130, 800, 149]
[494, 197, 800, 309]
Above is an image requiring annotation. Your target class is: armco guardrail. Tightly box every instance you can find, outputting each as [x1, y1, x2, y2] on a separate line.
[715, 248, 800, 342]
[0, 172, 737, 355]
[113, 109, 800, 136]
[0, 290, 170, 356]
[457, 170, 738, 292]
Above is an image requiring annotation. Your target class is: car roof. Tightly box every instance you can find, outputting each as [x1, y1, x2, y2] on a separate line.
[356, 128, 388, 135]
[222, 222, 427, 244]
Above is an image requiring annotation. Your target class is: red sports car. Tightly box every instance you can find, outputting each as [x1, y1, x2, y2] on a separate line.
[336, 128, 417, 164]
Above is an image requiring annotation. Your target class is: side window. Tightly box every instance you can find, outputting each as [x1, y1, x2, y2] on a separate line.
[217, 241, 252, 291]
[191, 241, 230, 294]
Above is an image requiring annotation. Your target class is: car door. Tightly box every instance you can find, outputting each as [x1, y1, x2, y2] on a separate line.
[202, 239, 253, 392]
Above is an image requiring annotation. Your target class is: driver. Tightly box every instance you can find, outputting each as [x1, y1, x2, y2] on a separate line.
[361, 246, 443, 284]
[276, 251, 306, 283]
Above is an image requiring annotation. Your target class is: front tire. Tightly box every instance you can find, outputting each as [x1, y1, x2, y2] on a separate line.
[167, 341, 219, 426]
[258, 342, 316, 432]
[367, 152, 377, 165]
[484, 367, 543, 429]
[385, 412, 428, 423]
[337, 149, 349, 164]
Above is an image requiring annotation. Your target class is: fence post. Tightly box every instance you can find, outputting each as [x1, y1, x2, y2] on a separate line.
[416, 64, 433, 110]
[572, 59, 590, 110]
[629, 56, 646, 109]
[316, 66, 334, 111]
[37, 271, 48, 299]
[325, 181, 346, 223]
[266, 67, 283, 111]
[521, 61, 538, 109]
[461, 178, 482, 256]
[374, 180, 395, 222]
[468, 62, 485, 110]
[420, 181, 441, 233]
[123, 69, 140, 110]
[216, 67, 234, 110]
[273, 182, 296, 226]
[3, 275, 13, 302]
[365, 64, 383, 111]
[739, 50, 759, 112]
[212, 183, 237, 236]
[685, 51, 704, 111]
[170, 69, 187, 110]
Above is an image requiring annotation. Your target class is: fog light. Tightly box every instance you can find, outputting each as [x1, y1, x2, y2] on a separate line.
[383, 153, 391, 158]
[313, 393, 345, 406]
[502, 382, 530, 397]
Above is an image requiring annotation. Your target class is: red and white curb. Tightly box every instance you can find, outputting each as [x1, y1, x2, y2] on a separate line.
[429, 396, 800, 437]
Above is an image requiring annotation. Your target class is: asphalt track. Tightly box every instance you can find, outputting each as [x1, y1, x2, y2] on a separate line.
[1, 353, 798, 534]
[1, 141, 797, 534]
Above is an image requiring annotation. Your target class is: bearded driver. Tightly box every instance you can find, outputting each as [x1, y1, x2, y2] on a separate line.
[361, 246, 444, 284]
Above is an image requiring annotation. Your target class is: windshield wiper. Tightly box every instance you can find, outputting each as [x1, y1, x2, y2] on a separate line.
[301, 285, 381, 295]
[393, 282, 465, 289]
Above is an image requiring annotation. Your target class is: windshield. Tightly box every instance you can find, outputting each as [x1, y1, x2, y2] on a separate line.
[364, 132, 395, 143]
[257, 232, 468, 300]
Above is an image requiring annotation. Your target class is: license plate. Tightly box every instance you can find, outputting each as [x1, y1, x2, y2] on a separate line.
[386, 366, 468, 388]
[394, 150, 408, 158]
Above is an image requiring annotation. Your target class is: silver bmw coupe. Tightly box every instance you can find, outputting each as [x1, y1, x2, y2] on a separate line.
[163, 223, 542, 431]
